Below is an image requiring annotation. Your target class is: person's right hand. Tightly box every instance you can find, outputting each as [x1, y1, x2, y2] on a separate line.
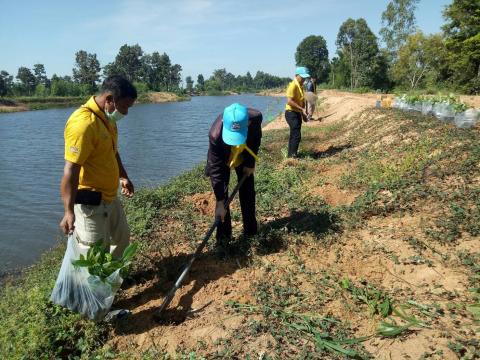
[60, 210, 75, 234]
[215, 200, 226, 222]
[302, 109, 309, 122]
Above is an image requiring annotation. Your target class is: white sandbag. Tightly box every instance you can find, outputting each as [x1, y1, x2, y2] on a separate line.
[50, 235, 123, 321]
[454, 108, 479, 129]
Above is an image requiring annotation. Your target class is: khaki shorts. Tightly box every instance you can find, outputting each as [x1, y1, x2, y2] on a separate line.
[305, 91, 316, 119]
[73, 197, 130, 258]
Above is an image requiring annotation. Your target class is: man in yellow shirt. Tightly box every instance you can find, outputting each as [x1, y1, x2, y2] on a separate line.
[59, 76, 136, 258]
[285, 66, 310, 158]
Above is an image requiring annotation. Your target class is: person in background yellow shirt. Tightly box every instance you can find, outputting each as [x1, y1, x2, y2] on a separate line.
[59, 76, 136, 259]
[285, 66, 310, 158]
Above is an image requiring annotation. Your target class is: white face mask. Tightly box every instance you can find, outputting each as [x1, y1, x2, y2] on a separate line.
[105, 101, 125, 123]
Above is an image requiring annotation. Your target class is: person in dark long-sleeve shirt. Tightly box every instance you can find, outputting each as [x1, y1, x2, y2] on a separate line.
[205, 103, 262, 248]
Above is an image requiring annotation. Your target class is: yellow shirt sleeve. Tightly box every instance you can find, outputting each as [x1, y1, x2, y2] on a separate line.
[286, 81, 296, 98]
[64, 114, 96, 165]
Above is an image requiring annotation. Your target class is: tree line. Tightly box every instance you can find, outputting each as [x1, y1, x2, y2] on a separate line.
[0, 43, 291, 98]
[295, 0, 479, 94]
[0, 44, 186, 97]
[185, 69, 291, 94]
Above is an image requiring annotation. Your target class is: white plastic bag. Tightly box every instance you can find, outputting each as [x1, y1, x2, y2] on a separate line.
[454, 109, 479, 129]
[50, 236, 123, 321]
[414, 102, 423, 112]
[421, 101, 433, 115]
[398, 98, 407, 110]
[434, 102, 455, 122]
[392, 98, 399, 109]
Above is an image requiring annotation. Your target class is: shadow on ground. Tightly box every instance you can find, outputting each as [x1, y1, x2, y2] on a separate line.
[114, 209, 340, 334]
[114, 251, 242, 334]
[299, 143, 352, 159]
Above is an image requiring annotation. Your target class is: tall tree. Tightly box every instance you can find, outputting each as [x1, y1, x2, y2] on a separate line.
[295, 35, 330, 83]
[213, 68, 227, 91]
[336, 18, 379, 89]
[185, 76, 194, 92]
[168, 64, 182, 90]
[105, 44, 144, 82]
[392, 31, 447, 89]
[16, 67, 37, 95]
[245, 71, 253, 88]
[225, 72, 236, 90]
[0, 71, 13, 97]
[33, 64, 49, 87]
[442, 0, 480, 94]
[0, 75, 6, 97]
[141, 52, 166, 90]
[380, 0, 419, 58]
[72, 50, 100, 91]
[158, 53, 172, 90]
[370, 49, 392, 90]
[196, 74, 205, 92]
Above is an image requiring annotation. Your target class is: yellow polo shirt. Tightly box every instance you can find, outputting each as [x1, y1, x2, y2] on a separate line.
[285, 79, 305, 113]
[64, 96, 119, 202]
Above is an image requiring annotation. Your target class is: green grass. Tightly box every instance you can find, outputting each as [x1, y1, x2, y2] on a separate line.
[0, 246, 111, 359]
[0, 96, 87, 112]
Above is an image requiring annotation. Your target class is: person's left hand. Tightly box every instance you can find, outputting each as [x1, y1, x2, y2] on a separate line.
[120, 178, 134, 197]
[243, 166, 255, 177]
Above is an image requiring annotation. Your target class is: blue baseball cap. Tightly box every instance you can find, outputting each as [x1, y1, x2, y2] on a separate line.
[222, 103, 249, 146]
[295, 66, 310, 78]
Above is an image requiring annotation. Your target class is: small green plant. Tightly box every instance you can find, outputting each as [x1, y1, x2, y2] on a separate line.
[72, 241, 138, 281]
[377, 306, 427, 337]
[227, 301, 369, 359]
[398, 93, 471, 113]
[340, 279, 393, 317]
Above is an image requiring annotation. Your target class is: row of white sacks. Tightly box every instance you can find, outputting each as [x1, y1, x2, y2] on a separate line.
[392, 98, 479, 129]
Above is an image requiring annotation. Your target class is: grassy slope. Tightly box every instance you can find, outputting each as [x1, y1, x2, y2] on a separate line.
[1, 108, 479, 359]
[0, 96, 88, 112]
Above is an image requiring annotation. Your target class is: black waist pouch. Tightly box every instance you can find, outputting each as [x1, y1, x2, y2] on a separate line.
[75, 190, 102, 206]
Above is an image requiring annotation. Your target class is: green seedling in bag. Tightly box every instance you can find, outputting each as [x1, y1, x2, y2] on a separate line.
[72, 240, 138, 282]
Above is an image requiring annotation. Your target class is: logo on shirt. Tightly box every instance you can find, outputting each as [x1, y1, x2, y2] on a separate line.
[69, 146, 79, 154]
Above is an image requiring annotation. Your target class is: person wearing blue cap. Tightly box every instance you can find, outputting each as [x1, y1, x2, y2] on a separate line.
[205, 103, 262, 253]
[284, 66, 310, 158]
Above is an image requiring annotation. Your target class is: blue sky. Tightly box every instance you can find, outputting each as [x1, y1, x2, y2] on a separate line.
[0, 0, 451, 82]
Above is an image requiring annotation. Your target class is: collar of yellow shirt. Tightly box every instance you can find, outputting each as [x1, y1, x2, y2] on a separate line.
[228, 144, 259, 168]
[82, 96, 116, 136]
[294, 78, 305, 98]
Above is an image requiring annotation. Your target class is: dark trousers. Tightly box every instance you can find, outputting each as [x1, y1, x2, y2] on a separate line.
[285, 110, 302, 158]
[216, 164, 258, 242]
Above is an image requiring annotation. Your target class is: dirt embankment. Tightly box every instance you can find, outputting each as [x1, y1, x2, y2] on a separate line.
[145, 92, 187, 103]
[256, 87, 286, 97]
[264, 90, 480, 131]
[107, 90, 480, 359]
[459, 95, 480, 108]
[264, 90, 384, 130]
[0, 99, 28, 113]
